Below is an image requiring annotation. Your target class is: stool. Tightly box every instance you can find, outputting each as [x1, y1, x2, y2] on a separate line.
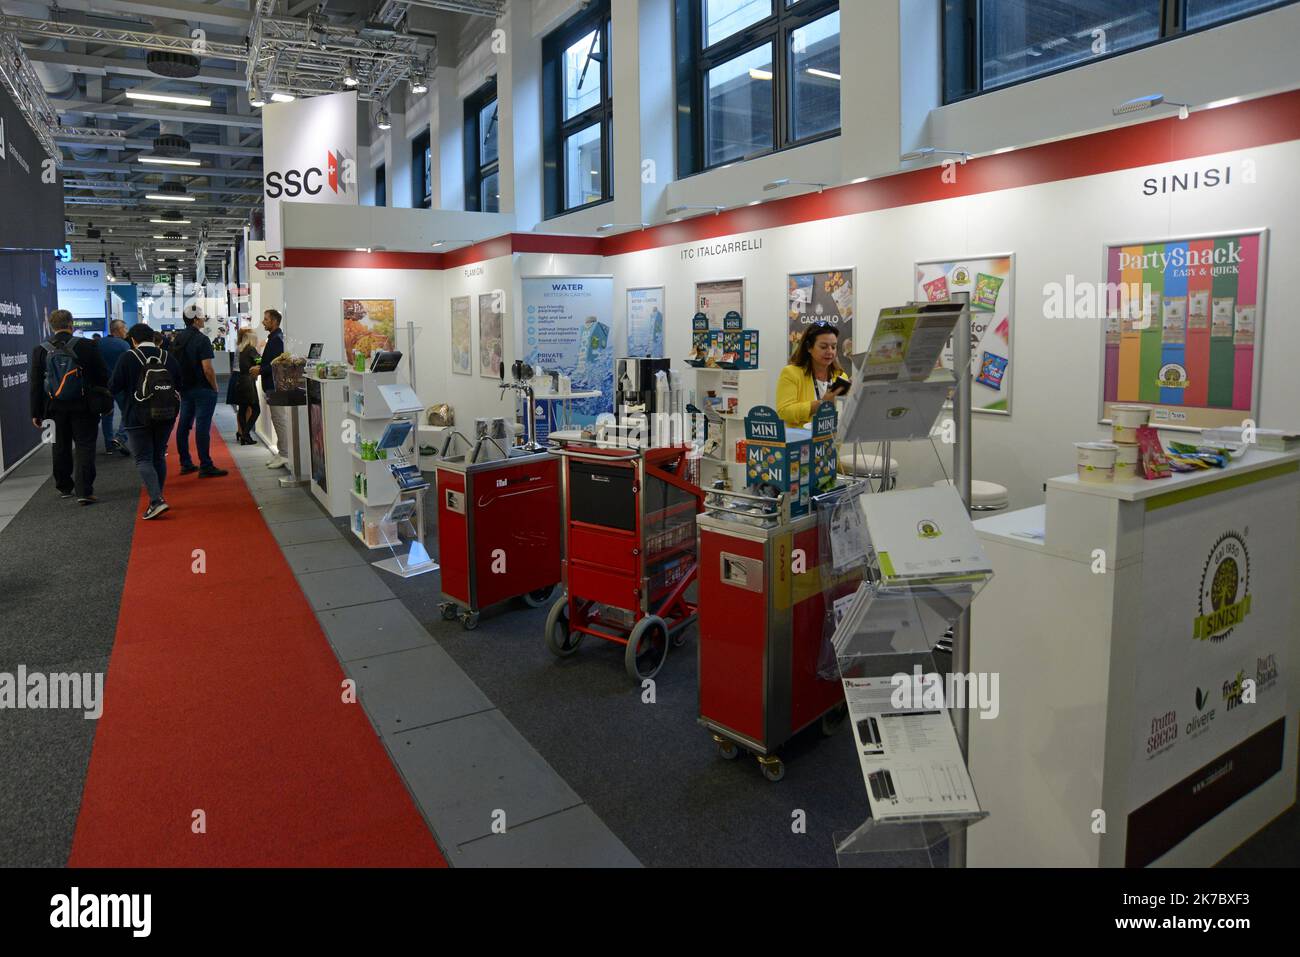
[932, 478, 1009, 513]
[839, 452, 900, 489]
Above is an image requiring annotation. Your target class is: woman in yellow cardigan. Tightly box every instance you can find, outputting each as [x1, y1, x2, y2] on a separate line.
[776, 321, 849, 428]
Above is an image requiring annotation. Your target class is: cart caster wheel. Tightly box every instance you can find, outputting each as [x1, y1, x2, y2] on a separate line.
[670, 628, 688, 649]
[461, 612, 480, 631]
[715, 738, 739, 761]
[759, 757, 786, 783]
[440, 603, 459, 622]
[625, 615, 669, 682]
[545, 597, 582, 657]
[522, 583, 557, 609]
[820, 703, 849, 737]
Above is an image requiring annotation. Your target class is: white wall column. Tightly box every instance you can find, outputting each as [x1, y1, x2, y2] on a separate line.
[434, 64, 465, 210]
[499, 0, 543, 228]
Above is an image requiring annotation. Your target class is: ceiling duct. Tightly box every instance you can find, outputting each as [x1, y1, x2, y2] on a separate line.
[147, 18, 200, 78]
[153, 120, 191, 158]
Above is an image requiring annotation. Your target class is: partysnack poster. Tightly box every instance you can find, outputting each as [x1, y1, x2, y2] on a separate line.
[788, 269, 855, 361]
[342, 298, 396, 365]
[914, 256, 1013, 415]
[478, 291, 505, 379]
[1101, 231, 1265, 431]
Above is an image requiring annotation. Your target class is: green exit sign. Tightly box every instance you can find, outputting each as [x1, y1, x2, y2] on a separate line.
[153, 273, 172, 284]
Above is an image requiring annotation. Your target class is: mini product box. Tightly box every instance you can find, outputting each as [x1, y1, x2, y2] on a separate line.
[717, 311, 760, 369]
[689, 313, 712, 366]
[745, 405, 812, 516]
[811, 403, 839, 494]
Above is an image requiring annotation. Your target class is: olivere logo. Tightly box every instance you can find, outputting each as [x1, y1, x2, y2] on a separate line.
[1186, 687, 1216, 737]
[255, 254, 283, 271]
[264, 148, 352, 198]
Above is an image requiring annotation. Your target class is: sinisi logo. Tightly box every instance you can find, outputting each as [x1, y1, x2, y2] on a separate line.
[1194, 531, 1251, 642]
[916, 519, 942, 540]
[264, 148, 352, 198]
[1157, 363, 1190, 390]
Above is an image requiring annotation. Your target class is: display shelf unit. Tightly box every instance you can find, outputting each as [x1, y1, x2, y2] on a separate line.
[693, 367, 766, 490]
[346, 370, 417, 550]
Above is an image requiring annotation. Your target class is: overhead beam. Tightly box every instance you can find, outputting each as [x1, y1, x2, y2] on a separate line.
[28, 49, 248, 87]
[52, 99, 262, 129]
[62, 159, 262, 179]
[57, 133, 263, 158]
[50, 0, 254, 30]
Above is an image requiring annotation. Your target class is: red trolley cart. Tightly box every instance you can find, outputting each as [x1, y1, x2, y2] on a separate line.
[544, 441, 705, 681]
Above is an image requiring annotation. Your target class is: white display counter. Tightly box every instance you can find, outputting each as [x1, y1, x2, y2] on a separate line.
[306, 373, 352, 518]
[968, 450, 1299, 867]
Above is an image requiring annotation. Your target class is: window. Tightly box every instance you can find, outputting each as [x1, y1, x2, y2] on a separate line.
[542, 1, 612, 218]
[412, 128, 432, 209]
[464, 79, 500, 212]
[676, 0, 840, 176]
[945, 0, 1298, 102]
[375, 163, 386, 207]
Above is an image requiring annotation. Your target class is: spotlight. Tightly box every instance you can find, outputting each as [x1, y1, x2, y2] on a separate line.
[249, 86, 266, 108]
[376, 109, 391, 130]
[1114, 93, 1190, 120]
[666, 204, 724, 217]
[900, 147, 970, 164]
[270, 91, 296, 103]
[763, 179, 827, 193]
[342, 60, 359, 88]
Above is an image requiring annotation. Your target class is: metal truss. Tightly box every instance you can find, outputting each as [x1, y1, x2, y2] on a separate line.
[0, 14, 246, 60]
[248, 1, 431, 103]
[0, 28, 61, 163]
[375, 0, 505, 28]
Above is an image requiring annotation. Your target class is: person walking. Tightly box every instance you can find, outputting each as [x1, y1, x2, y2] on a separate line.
[98, 319, 131, 455]
[172, 311, 228, 478]
[28, 309, 111, 504]
[232, 326, 262, 444]
[259, 309, 290, 469]
[109, 323, 182, 519]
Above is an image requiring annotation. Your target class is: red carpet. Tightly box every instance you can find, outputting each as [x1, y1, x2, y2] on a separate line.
[69, 430, 446, 867]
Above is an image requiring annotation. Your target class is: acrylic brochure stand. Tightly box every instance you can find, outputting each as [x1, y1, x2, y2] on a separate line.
[371, 415, 438, 579]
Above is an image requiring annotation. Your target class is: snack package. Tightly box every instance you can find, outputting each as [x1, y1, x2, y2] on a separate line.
[973, 273, 1004, 309]
[975, 351, 1008, 391]
[1188, 290, 1210, 331]
[1211, 297, 1234, 337]
[1136, 425, 1171, 480]
[1162, 296, 1187, 345]
[923, 276, 949, 302]
[1234, 305, 1257, 345]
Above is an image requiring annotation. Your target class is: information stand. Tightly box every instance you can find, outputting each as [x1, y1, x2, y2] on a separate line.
[371, 420, 437, 580]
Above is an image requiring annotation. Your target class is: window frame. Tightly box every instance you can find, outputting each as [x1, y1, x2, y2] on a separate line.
[412, 127, 432, 209]
[542, 0, 614, 220]
[464, 77, 500, 213]
[676, 0, 841, 178]
[943, 0, 1299, 104]
[375, 162, 386, 207]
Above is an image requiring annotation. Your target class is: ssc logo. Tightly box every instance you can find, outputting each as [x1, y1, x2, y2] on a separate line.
[917, 519, 942, 540]
[254, 254, 282, 271]
[1195, 531, 1251, 642]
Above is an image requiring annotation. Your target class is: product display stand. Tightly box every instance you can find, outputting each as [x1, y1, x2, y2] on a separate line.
[692, 367, 765, 489]
[372, 442, 437, 579]
[346, 367, 425, 549]
[267, 389, 308, 489]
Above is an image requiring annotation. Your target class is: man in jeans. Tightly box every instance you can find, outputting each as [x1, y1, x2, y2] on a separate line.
[109, 323, 182, 519]
[260, 309, 290, 469]
[172, 311, 228, 478]
[28, 309, 110, 504]
[97, 319, 131, 455]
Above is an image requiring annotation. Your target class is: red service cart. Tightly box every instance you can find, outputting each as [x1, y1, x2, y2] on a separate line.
[544, 441, 705, 681]
[436, 446, 561, 630]
[696, 488, 851, 781]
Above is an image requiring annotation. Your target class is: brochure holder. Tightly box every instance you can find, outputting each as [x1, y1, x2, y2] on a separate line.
[816, 481, 993, 868]
[371, 415, 438, 579]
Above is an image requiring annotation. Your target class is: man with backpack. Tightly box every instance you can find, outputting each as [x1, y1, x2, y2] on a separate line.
[28, 309, 111, 505]
[171, 310, 228, 478]
[108, 323, 183, 519]
[98, 319, 131, 455]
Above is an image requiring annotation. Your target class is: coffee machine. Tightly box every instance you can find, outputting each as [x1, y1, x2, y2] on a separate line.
[615, 357, 672, 428]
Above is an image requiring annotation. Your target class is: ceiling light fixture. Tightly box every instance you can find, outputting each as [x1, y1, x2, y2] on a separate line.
[748, 68, 773, 81]
[270, 91, 296, 103]
[125, 90, 212, 107]
[666, 204, 725, 217]
[249, 86, 266, 109]
[146, 193, 196, 202]
[149, 218, 192, 224]
[155, 248, 186, 253]
[805, 68, 841, 81]
[138, 156, 202, 167]
[376, 109, 391, 130]
[342, 60, 359, 88]
[152, 235, 190, 240]
[595, 223, 650, 233]
[1113, 93, 1190, 120]
[410, 63, 428, 95]
[900, 146, 970, 164]
[763, 178, 828, 193]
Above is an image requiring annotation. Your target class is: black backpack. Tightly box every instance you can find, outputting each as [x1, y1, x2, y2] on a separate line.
[43, 338, 84, 402]
[132, 348, 180, 422]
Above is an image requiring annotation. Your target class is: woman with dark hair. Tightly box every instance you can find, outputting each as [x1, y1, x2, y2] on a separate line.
[232, 326, 261, 444]
[776, 321, 849, 428]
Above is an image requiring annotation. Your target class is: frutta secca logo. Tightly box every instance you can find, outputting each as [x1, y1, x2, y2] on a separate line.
[1194, 531, 1251, 642]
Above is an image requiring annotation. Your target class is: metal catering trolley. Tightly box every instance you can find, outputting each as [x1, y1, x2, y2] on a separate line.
[544, 440, 705, 681]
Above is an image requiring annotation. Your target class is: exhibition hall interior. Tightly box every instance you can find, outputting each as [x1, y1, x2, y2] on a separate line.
[2, 0, 1300, 878]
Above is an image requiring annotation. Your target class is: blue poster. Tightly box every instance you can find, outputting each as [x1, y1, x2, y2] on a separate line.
[522, 276, 614, 426]
[626, 286, 665, 358]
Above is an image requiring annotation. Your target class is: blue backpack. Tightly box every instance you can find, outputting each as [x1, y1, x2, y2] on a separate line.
[43, 338, 84, 402]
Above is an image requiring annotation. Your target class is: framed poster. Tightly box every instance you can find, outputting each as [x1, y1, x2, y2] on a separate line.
[915, 255, 1014, 415]
[521, 275, 614, 425]
[449, 295, 471, 375]
[788, 268, 856, 362]
[478, 291, 504, 379]
[1099, 229, 1266, 432]
[342, 298, 395, 365]
[307, 377, 326, 491]
[695, 278, 744, 328]
[626, 286, 665, 357]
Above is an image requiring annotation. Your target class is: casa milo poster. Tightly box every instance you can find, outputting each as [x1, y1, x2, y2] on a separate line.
[1101, 230, 1265, 431]
[521, 276, 614, 426]
[914, 255, 1013, 415]
[787, 269, 856, 363]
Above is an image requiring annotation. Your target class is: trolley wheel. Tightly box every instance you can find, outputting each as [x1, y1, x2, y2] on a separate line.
[759, 756, 786, 783]
[521, 583, 557, 609]
[715, 738, 740, 761]
[625, 615, 669, 682]
[544, 597, 582, 657]
[670, 626, 688, 648]
[820, 703, 849, 737]
[461, 612, 480, 631]
[440, 603, 459, 622]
